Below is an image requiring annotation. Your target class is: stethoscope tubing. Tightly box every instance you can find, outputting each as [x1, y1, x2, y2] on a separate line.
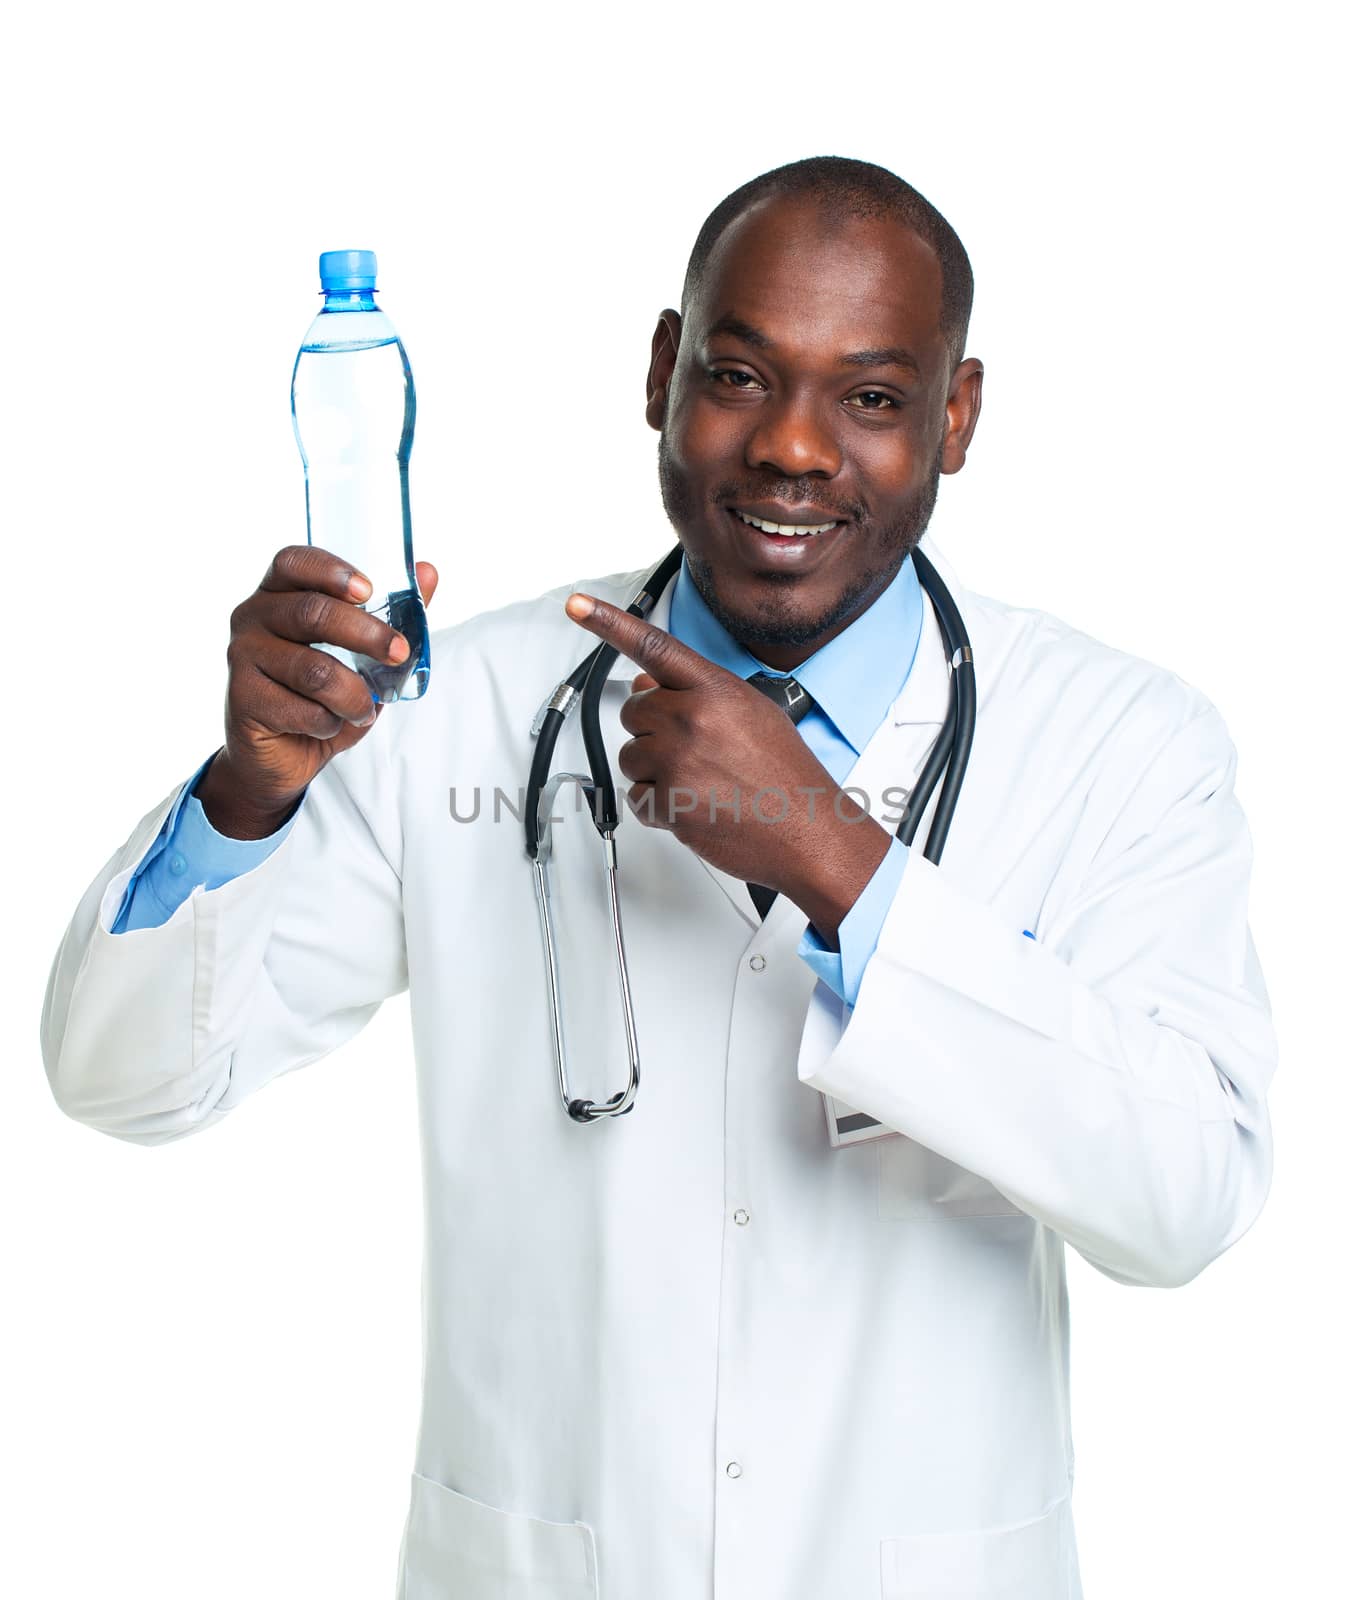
[524, 539, 974, 1123]
[901, 546, 975, 863]
[524, 545, 683, 861]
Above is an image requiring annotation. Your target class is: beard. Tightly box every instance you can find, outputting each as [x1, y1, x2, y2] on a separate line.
[656, 431, 943, 652]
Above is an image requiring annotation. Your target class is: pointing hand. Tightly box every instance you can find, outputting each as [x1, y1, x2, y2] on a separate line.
[564, 592, 890, 941]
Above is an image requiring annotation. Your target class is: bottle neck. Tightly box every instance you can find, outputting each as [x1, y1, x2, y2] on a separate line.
[320, 289, 378, 311]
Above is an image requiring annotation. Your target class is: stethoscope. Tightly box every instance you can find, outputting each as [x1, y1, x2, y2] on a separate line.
[524, 542, 976, 1124]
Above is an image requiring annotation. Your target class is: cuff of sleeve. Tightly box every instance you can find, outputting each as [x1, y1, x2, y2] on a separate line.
[110, 751, 301, 933]
[172, 788, 298, 886]
[110, 751, 219, 933]
[797, 836, 910, 1007]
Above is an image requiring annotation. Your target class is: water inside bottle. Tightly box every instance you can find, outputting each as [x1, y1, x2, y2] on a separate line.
[292, 329, 428, 703]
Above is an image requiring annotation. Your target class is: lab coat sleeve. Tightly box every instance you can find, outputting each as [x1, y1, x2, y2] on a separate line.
[797, 703, 1277, 1289]
[40, 732, 407, 1147]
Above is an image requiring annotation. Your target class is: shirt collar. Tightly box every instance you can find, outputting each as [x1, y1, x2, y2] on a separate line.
[667, 549, 925, 756]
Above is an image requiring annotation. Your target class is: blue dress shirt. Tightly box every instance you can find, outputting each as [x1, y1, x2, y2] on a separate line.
[112, 554, 927, 1010]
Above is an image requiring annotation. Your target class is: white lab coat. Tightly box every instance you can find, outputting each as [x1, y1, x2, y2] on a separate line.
[41, 538, 1276, 1599]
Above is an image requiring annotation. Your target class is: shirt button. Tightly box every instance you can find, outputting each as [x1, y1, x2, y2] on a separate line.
[169, 852, 187, 875]
[748, 954, 766, 972]
[725, 1461, 743, 1479]
[733, 1208, 750, 1226]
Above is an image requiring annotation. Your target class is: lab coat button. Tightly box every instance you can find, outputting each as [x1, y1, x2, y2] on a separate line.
[748, 954, 766, 972]
[733, 1208, 750, 1226]
[725, 1461, 743, 1479]
[169, 852, 187, 875]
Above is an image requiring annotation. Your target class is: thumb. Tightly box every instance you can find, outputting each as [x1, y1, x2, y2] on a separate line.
[416, 560, 439, 608]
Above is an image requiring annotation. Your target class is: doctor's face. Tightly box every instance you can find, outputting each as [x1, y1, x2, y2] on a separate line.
[648, 197, 982, 670]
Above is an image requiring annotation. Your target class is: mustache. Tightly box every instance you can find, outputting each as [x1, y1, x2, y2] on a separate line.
[713, 483, 865, 522]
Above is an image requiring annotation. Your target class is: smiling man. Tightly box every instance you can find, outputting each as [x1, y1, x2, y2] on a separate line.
[43, 157, 1276, 1600]
[564, 165, 985, 953]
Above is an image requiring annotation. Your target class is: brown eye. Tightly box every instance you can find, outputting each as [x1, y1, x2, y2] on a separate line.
[710, 369, 763, 390]
[847, 390, 898, 410]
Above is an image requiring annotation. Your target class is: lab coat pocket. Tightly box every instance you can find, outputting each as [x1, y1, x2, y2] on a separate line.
[398, 1470, 599, 1600]
[879, 1493, 1072, 1597]
[877, 1136, 1022, 1221]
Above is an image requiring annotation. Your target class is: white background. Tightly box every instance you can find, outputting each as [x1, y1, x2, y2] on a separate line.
[3, 2, 1345, 1594]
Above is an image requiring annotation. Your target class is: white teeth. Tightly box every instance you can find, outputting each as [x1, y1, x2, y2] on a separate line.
[735, 510, 838, 537]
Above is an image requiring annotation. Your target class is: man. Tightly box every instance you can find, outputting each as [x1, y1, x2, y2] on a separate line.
[42, 157, 1276, 1599]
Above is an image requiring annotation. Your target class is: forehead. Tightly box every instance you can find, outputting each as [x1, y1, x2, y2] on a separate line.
[689, 196, 947, 373]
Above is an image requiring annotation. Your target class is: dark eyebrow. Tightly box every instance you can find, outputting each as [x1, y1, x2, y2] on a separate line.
[840, 346, 922, 378]
[705, 313, 772, 349]
[705, 315, 922, 378]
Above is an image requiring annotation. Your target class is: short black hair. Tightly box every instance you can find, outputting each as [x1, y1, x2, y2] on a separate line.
[681, 155, 974, 368]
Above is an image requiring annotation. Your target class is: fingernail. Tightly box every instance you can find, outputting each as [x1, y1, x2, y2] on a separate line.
[389, 635, 410, 662]
[566, 594, 595, 619]
[350, 573, 373, 600]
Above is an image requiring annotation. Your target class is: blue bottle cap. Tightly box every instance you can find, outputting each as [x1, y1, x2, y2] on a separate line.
[319, 250, 377, 291]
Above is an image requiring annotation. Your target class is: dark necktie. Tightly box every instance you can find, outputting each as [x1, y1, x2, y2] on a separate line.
[745, 672, 815, 921]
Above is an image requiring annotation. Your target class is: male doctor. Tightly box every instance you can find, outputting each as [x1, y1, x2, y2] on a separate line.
[42, 157, 1276, 1599]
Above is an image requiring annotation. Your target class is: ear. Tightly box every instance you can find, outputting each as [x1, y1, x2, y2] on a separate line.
[940, 357, 984, 474]
[645, 309, 682, 432]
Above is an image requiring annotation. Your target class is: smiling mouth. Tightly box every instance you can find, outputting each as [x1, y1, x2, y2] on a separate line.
[732, 509, 841, 537]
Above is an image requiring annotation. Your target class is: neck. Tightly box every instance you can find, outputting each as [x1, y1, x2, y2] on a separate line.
[321, 289, 378, 311]
[745, 639, 819, 672]
[724, 569, 902, 671]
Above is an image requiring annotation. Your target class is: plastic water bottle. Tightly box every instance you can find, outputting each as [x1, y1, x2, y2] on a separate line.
[291, 250, 430, 703]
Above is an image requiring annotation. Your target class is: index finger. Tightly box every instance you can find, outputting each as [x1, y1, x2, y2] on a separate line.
[564, 592, 726, 690]
[260, 544, 374, 603]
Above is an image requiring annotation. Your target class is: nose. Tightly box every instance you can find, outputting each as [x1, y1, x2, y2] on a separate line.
[744, 391, 842, 479]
